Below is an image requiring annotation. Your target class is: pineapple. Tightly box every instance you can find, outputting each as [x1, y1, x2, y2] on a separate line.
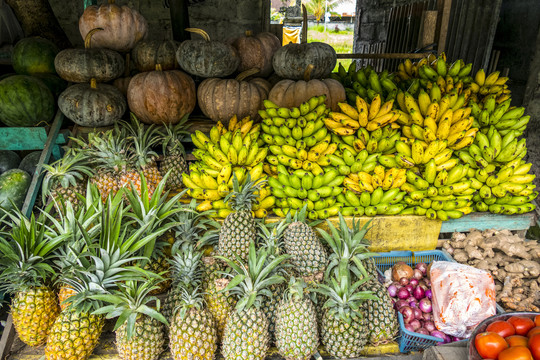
[41, 150, 93, 214]
[93, 279, 168, 360]
[45, 194, 164, 360]
[159, 119, 189, 190]
[361, 279, 398, 345]
[275, 278, 318, 360]
[120, 115, 163, 196]
[283, 206, 328, 281]
[315, 273, 376, 359]
[217, 242, 289, 360]
[218, 174, 262, 262]
[0, 207, 66, 346]
[169, 287, 217, 360]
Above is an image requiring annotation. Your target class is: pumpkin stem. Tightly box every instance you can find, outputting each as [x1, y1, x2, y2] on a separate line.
[185, 28, 210, 42]
[90, 78, 97, 89]
[155, 64, 163, 71]
[245, 30, 253, 37]
[235, 68, 260, 81]
[303, 64, 314, 82]
[85, 28, 104, 49]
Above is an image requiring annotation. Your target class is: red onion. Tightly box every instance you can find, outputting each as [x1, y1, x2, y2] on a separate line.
[397, 288, 410, 300]
[424, 278, 431, 287]
[409, 319, 421, 330]
[400, 306, 414, 323]
[425, 289, 432, 300]
[409, 278, 419, 287]
[413, 268, 423, 280]
[409, 301, 418, 308]
[444, 334, 452, 344]
[387, 284, 398, 298]
[419, 298, 432, 313]
[417, 283, 428, 292]
[404, 324, 415, 332]
[424, 321, 436, 332]
[430, 330, 446, 341]
[416, 262, 428, 275]
[416, 328, 430, 335]
[413, 286, 425, 300]
[451, 336, 462, 342]
[399, 277, 409, 286]
[395, 299, 408, 310]
[412, 308, 423, 319]
[422, 312, 432, 321]
[405, 284, 414, 293]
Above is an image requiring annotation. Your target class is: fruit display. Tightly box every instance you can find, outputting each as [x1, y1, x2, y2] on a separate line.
[230, 30, 281, 77]
[471, 96, 529, 136]
[272, 42, 337, 80]
[11, 37, 58, 76]
[132, 39, 180, 72]
[182, 116, 271, 218]
[0, 168, 31, 215]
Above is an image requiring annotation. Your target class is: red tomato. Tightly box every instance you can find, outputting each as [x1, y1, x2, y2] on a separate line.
[474, 332, 508, 359]
[508, 316, 536, 336]
[535, 315, 540, 327]
[498, 346, 533, 360]
[507, 335, 529, 347]
[486, 320, 516, 338]
[529, 333, 540, 360]
[529, 327, 540, 338]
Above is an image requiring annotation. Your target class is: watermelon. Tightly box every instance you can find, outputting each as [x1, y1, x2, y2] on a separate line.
[0, 73, 15, 81]
[0, 169, 30, 214]
[19, 151, 42, 177]
[0, 150, 21, 175]
[0, 75, 55, 127]
[33, 74, 68, 99]
[12, 37, 59, 75]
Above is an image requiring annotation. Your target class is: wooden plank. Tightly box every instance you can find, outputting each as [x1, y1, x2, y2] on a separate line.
[480, 0, 502, 70]
[0, 127, 66, 151]
[418, 10, 438, 48]
[0, 314, 14, 360]
[440, 212, 536, 233]
[336, 52, 432, 59]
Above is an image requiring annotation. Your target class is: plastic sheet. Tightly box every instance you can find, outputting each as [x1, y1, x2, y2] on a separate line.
[430, 261, 496, 338]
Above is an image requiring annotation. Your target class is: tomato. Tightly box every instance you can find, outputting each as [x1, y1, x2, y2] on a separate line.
[529, 333, 540, 360]
[529, 327, 540, 338]
[474, 332, 508, 359]
[506, 335, 529, 347]
[498, 346, 533, 360]
[535, 315, 540, 327]
[508, 316, 536, 336]
[486, 320, 516, 338]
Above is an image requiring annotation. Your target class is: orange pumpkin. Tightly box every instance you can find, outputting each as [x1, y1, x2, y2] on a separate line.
[127, 64, 196, 125]
[268, 65, 345, 111]
[231, 31, 281, 77]
[79, 0, 148, 52]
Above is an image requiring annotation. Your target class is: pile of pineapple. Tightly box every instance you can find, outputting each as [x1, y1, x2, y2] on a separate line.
[0, 170, 398, 360]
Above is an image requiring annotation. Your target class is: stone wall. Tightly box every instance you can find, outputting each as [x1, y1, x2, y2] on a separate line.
[49, 0, 266, 46]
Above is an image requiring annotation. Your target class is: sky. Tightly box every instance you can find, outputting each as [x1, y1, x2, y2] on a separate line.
[334, 1, 356, 15]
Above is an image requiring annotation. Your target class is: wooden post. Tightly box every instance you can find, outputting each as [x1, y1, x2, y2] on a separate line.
[437, 0, 452, 54]
[169, 0, 190, 42]
[418, 10, 438, 48]
[301, 4, 308, 44]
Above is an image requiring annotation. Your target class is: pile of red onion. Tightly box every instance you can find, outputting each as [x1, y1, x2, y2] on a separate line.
[387, 262, 459, 344]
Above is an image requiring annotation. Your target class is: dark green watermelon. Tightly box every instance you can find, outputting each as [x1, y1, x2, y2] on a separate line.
[0, 150, 21, 175]
[33, 74, 68, 99]
[0, 169, 30, 214]
[12, 37, 59, 75]
[18, 151, 41, 176]
[0, 75, 55, 127]
[0, 73, 15, 81]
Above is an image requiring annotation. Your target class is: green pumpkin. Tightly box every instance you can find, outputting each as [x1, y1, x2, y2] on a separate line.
[12, 37, 59, 75]
[0, 75, 55, 127]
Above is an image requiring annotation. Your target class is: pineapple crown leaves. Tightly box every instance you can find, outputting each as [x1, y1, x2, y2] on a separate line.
[91, 278, 169, 340]
[313, 273, 378, 324]
[41, 150, 94, 202]
[257, 220, 287, 255]
[0, 204, 69, 292]
[160, 115, 189, 157]
[172, 285, 206, 319]
[284, 204, 323, 228]
[224, 173, 265, 211]
[80, 130, 130, 172]
[173, 199, 220, 254]
[282, 277, 308, 303]
[318, 216, 378, 280]
[121, 114, 161, 169]
[169, 243, 203, 290]
[215, 242, 290, 313]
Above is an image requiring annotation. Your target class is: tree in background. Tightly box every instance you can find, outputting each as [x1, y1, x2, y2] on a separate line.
[302, 0, 351, 25]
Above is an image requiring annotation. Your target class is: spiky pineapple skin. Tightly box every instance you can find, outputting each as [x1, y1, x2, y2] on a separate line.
[58, 285, 77, 311]
[283, 222, 327, 277]
[143, 256, 171, 295]
[362, 280, 398, 345]
[261, 283, 285, 344]
[119, 163, 162, 197]
[222, 308, 269, 360]
[91, 169, 120, 202]
[275, 297, 318, 360]
[320, 310, 368, 359]
[218, 210, 255, 262]
[116, 315, 165, 360]
[12, 287, 59, 346]
[49, 180, 86, 214]
[169, 308, 217, 360]
[45, 310, 104, 360]
[160, 154, 187, 190]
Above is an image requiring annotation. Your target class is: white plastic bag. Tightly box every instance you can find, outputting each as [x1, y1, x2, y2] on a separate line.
[430, 261, 496, 338]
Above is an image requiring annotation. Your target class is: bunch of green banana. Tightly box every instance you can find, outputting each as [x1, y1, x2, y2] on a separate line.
[470, 96, 529, 136]
[334, 123, 402, 157]
[395, 139, 457, 169]
[397, 89, 478, 150]
[399, 159, 477, 220]
[184, 162, 272, 218]
[336, 187, 406, 217]
[467, 69, 511, 105]
[268, 165, 344, 220]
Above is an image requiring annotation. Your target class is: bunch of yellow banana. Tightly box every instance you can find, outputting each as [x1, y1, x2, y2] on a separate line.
[331, 124, 401, 157]
[396, 55, 435, 81]
[345, 165, 407, 193]
[268, 166, 344, 220]
[395, 139, 456, 169]
[325, 95, 405, 134]
[336, 187, 407, 216]
[470, 96, 529, 136]
[396, 54, 473, 86]
[467, 69, 511, 105]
